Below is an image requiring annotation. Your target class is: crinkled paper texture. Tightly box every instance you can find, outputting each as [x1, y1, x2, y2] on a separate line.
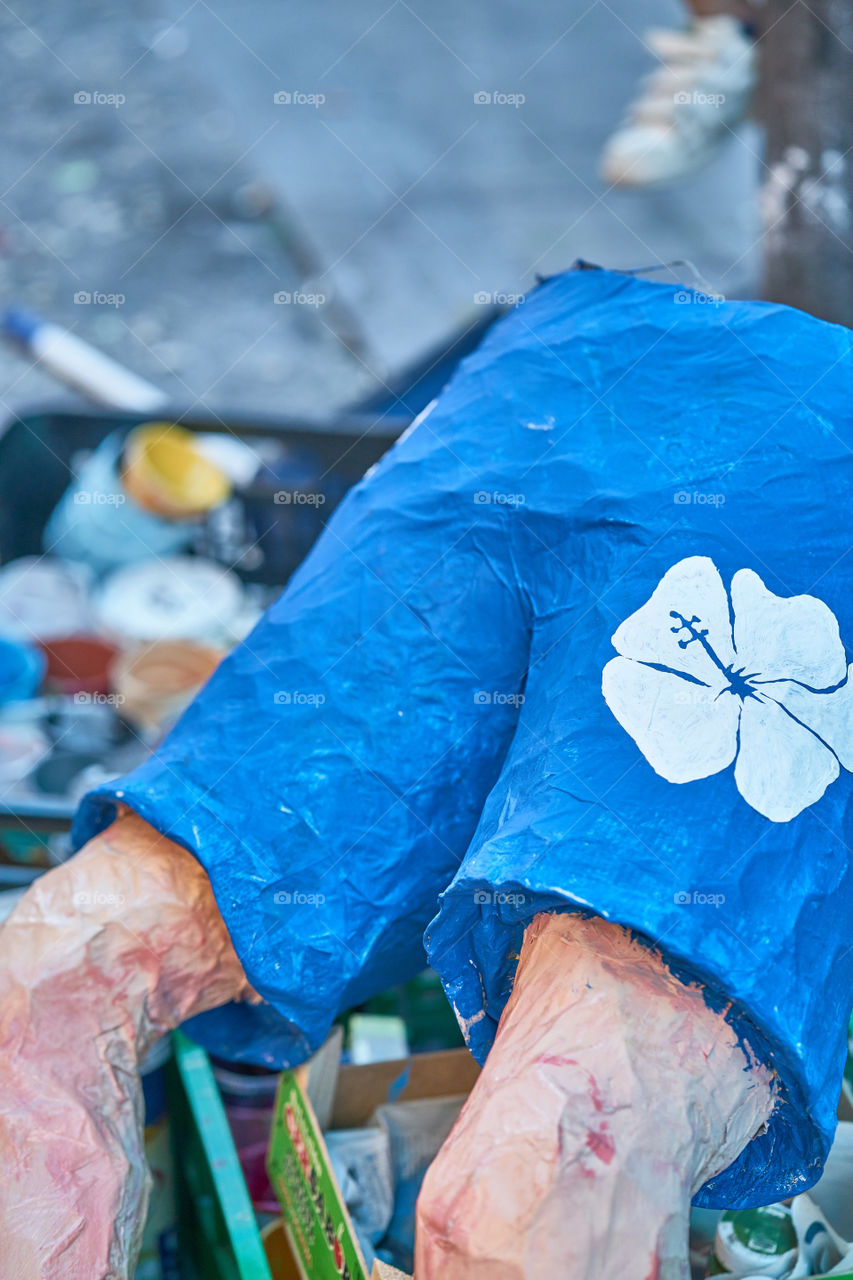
[74, 267, 853, 1207]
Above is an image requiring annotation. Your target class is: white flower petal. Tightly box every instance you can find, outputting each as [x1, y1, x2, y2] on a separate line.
[611, 556, 735, 687]
[734, 695, 839, 822]
[770, 668, 853, 771]
[732, 569, 847, 688]
[603, 656, 739, 784]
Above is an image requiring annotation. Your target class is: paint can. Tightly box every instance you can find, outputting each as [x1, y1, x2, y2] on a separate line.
[707, 1203, 798, 1276]
[0, 635, 46, 703]
[95, 556, 244, 647]
[39, 634, 117, 696]
[0, 557, 93, 641]
[43, 433, 196, 574]
[110, 640, 223, 733]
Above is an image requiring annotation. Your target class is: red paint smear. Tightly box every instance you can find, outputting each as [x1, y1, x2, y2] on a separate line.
[644, 1254, 661, 1280]
[585, 1129, 615, 1164]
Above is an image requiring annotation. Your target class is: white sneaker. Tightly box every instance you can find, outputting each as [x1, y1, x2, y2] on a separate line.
[600, 16, 755, 188]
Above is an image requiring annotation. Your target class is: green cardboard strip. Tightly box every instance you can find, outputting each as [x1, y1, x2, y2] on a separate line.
[268, 1069, 369, 1280]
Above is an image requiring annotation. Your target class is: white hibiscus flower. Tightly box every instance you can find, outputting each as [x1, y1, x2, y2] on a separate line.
[602, 556, 853, 822]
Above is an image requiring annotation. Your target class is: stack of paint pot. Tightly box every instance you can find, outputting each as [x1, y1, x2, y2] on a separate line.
[0, 423, 256, 809]
[0, 558, 92, 796]
[42, 423, 254, 737]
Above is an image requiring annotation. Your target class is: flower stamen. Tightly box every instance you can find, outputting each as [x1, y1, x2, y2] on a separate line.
[669, 610, 761, 700]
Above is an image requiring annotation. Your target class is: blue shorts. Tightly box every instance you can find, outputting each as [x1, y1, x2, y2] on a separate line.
[75, 267, 853, 1206]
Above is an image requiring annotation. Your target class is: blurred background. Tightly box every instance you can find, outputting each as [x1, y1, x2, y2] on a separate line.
[0, 0, 764, 416]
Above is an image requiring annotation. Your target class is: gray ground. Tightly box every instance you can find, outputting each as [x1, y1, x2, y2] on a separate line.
[0, 0, 762, 422]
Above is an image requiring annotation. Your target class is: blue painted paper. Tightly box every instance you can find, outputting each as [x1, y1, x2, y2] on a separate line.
[74, 267, 853, 1207]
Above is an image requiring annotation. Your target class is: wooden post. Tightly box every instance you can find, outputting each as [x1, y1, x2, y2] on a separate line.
[759, 0, 853, 326]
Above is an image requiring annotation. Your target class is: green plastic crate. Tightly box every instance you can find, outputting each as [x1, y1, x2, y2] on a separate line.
[168, 1029, 274, 1280]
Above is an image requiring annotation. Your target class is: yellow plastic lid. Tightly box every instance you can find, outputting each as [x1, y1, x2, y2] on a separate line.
[123, 422, 231, 517]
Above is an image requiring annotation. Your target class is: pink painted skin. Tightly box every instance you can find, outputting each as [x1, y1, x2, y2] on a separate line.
[0, 811, 254, 1280]
[415, 912, 777, 1280]
[1, 822, 774, 1280]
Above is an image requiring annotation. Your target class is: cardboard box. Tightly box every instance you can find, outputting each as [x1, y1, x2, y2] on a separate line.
[370, 1263, 410, 1280]
[266, 1044, 479, 1280]
[267, 1039, 853, 1280]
